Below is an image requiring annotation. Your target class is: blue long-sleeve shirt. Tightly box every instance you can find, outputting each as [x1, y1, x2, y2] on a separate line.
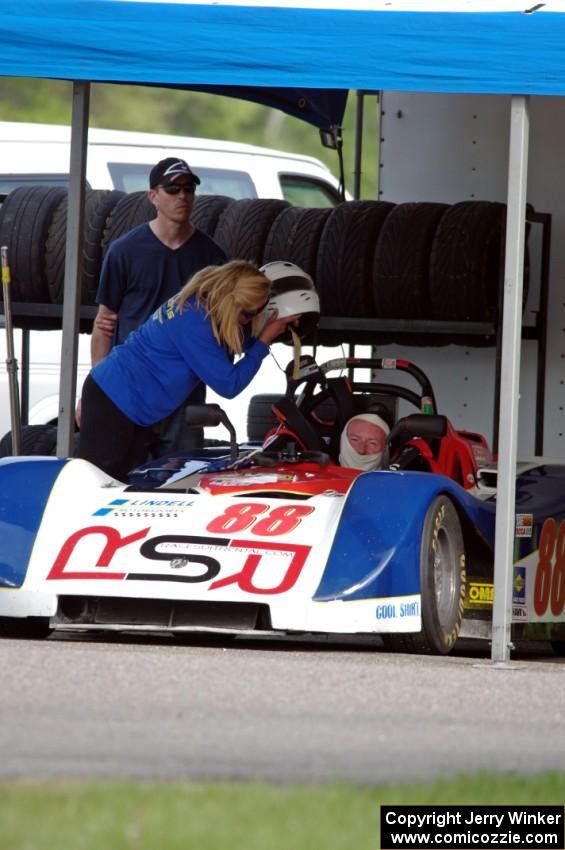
[91, 295, 269, 426]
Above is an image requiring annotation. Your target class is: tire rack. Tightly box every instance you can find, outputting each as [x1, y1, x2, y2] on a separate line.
[315, 208, 551, 455]
[0, 210, 551, 454]
[0, 304, 96, 429]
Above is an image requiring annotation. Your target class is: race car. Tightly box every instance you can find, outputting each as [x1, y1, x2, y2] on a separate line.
[1, 354, 564, 655]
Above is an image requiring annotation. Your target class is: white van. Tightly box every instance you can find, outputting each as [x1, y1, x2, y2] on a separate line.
[0, 122, 343, 442]
[0, 121, 342, 207]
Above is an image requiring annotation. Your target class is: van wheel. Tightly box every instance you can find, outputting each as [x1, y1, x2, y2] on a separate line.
[45, 189, 125, 304]
[373, 202, 449, 320]
[0, 424, 58, 457]
[316, 201, 395, 317]
[0, 186, 67, 302]
[192, 195, 235, 237]
[214, 199, 290, 264]
[263, 207, 331, 279]
[101, 191, 156, 253]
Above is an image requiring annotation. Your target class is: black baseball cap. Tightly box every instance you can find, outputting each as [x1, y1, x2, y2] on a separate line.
[149, 157, 201, 189]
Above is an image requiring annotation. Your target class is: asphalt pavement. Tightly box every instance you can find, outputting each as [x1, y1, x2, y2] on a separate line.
[1, 634, 564, 784]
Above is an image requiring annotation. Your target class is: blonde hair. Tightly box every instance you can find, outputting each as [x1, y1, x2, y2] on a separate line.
[175, 260, 270, 355]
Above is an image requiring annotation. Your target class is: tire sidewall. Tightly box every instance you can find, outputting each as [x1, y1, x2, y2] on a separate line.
[419, 495, 466, 654]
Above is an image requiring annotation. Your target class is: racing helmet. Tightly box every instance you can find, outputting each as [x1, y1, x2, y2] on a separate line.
[260, 261, 320, 340]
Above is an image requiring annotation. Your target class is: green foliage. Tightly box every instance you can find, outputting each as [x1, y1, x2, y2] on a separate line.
[0, 78, 379, 198]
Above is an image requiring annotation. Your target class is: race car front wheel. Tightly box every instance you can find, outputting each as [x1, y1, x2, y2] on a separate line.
[384, 495, 466, 655]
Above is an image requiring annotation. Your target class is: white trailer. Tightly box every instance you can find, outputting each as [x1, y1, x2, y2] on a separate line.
[377, 91, 564, 459]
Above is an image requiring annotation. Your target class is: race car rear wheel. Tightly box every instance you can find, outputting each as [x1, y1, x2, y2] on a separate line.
[384, 495, 466, 655]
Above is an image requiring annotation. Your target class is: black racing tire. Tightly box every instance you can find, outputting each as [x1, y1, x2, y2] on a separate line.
[214, 198, 290, 263]
[83, 189, 127, 303]
[0, 617, 52, 639]
[383, 495, 466, 655]
[429, 201, 506, 321]
[45, 189, 125, 304]
[0, 424, 58, 457]
[247, 393, 284, 441]
[0, 186, 67, 302]
[263, 206, 332, 279]
[101, 191, 156, 255]
[191, 195, 235, 237]
[550, 639, 565, 657]
[316, 200, 395, 317]
[373, 202, 449, 319]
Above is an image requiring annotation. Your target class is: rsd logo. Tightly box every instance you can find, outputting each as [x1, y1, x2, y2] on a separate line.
[46, 525, 311, 595]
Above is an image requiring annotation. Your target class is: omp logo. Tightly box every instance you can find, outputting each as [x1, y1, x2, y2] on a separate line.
[466, 581, 494, 607]
[93, 498, 194, 517]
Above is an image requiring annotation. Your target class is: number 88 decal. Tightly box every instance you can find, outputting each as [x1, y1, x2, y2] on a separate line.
[534, 517, 565, 616]
[206, 503, 314, 536]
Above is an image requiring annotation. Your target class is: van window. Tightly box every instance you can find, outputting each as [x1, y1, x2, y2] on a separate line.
[279, 175, 340, 208]
[108, 162, 258, 198]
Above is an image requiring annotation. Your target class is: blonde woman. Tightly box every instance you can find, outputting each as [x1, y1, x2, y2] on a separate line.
[78, 260, 297, 479]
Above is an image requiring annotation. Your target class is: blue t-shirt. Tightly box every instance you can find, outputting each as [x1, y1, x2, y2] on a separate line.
[96, 222, 227, 345]
[91, 296, 269, 426]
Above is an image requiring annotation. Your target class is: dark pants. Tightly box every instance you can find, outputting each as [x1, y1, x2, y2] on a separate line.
[78, 374, 150, 480]
[147, 382, 206, 459]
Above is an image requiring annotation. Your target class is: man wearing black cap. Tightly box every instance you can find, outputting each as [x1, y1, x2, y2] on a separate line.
[89, 157, 226, 456]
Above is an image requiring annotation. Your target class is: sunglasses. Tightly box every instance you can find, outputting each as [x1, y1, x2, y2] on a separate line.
[241, 301, 268, 319]
[159, 183, 197, 195]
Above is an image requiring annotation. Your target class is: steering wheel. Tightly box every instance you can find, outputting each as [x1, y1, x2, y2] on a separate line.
[284, 355, 438, 426]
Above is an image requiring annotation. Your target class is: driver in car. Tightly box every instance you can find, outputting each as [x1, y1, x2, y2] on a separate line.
[339, 413, 390, 471]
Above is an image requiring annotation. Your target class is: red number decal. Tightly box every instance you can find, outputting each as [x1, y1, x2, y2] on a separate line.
[206, 503, 268, 534]
[207, 504, 314, 537]
[551, 521, 565, 616]
[252, 505, 314, 536]
[534, 518, 556, 616]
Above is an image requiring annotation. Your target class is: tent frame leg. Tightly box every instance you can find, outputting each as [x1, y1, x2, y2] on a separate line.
[491, 94, 530, 663]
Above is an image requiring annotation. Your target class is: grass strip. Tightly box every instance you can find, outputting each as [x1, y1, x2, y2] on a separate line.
[0, 772, 564, 850]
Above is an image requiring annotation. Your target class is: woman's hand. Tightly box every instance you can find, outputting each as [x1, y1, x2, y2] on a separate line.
[259, 312, 301, 345]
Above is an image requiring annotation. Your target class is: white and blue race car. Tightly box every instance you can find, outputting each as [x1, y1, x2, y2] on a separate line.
[1, 356, 564, 655]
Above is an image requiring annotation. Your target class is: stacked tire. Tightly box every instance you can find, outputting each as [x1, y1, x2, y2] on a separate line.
[0, 188, 528, 330]
[0, 186, 127, 306]
[255, 198, 528, 332]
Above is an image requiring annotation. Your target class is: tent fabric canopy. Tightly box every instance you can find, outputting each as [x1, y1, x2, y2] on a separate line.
[157, 85, 348, 130]
[3, 1, 565, 100]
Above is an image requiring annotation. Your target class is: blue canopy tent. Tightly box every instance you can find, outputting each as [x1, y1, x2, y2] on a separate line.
[4, 1, 565, 96]
[3, 0, 565, 662]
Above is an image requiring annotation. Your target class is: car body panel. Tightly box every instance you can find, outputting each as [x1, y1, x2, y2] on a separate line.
[2, 353, 565, 647]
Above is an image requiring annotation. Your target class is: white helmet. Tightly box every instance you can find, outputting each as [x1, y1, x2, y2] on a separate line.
[260, 260, 320, 339]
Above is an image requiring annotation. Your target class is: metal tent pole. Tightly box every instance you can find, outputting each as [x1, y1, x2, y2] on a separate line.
[56, 81, 90, 458]
[1, 246, 22, 454]
[491, 95, 530, 663]
[353, 90, 364, 200]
